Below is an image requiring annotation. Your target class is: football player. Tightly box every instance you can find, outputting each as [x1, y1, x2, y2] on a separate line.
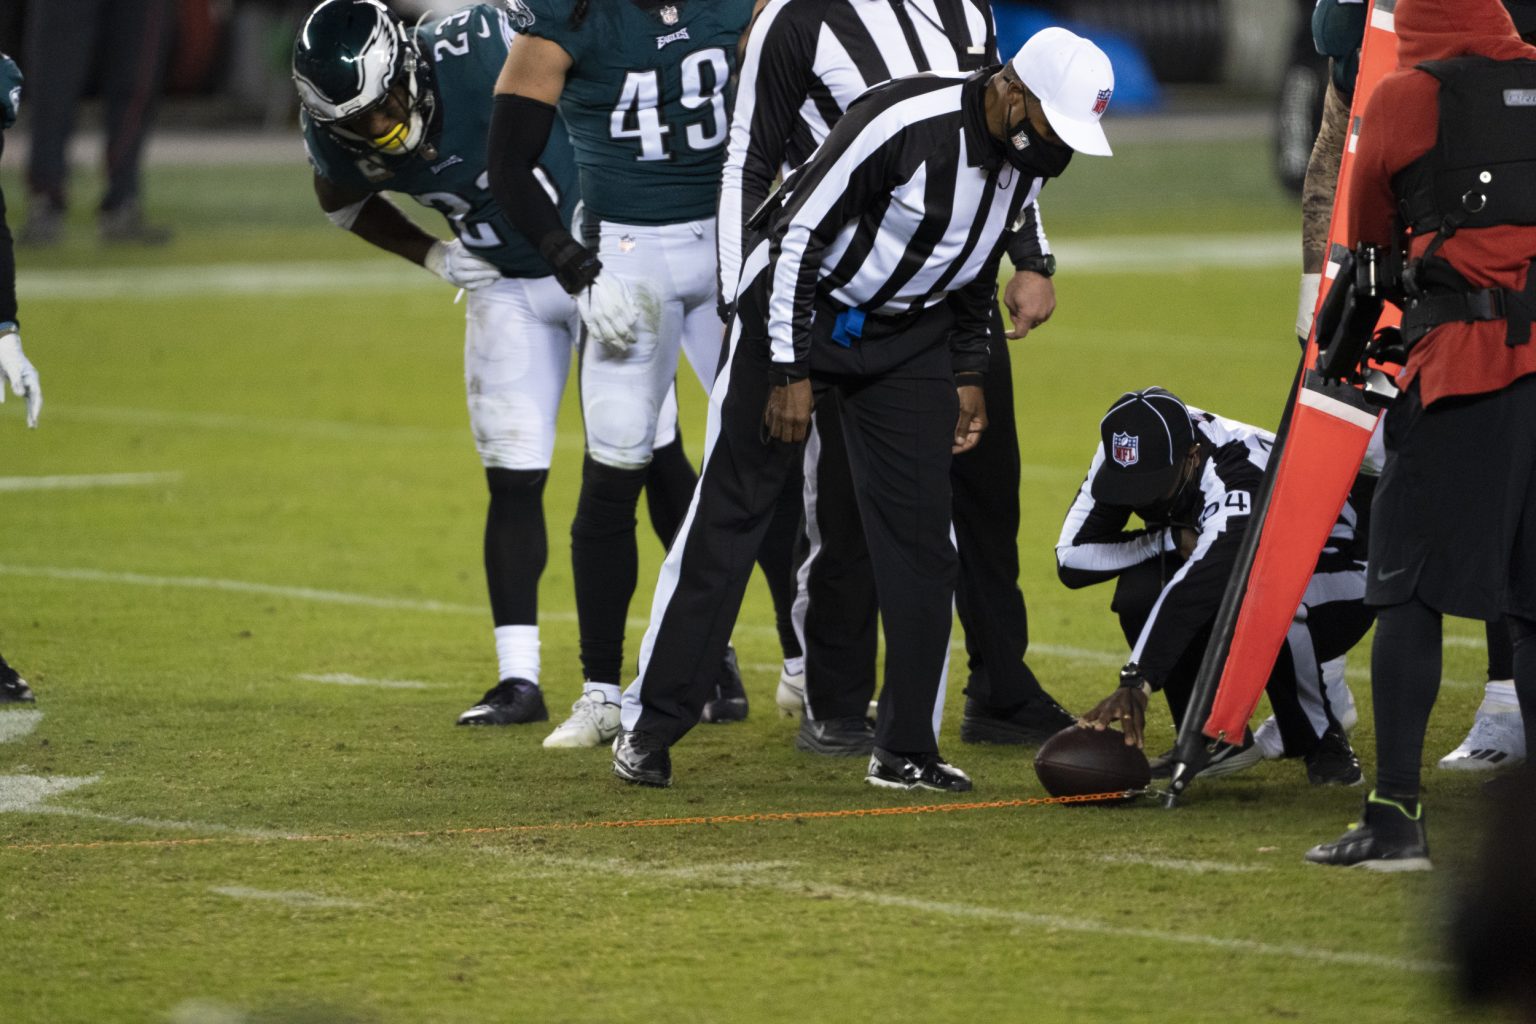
[0, 50, 42, 703]
[293, 0, 695, 729]
[485, 0, 775, 748]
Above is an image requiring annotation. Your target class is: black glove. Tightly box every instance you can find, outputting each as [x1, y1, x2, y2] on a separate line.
[539, 233, 602, 296]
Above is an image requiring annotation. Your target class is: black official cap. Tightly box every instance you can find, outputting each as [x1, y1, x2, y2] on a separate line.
[1091, 387, 1194, 509]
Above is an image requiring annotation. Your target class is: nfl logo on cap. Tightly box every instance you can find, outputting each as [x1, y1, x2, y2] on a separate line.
[1111, 431, 1139, 467]
[1092, 88, 1112, 116]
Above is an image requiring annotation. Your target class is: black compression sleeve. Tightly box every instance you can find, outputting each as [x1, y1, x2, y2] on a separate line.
[486, 94, 573, 253]
[0, 134, 15, 326]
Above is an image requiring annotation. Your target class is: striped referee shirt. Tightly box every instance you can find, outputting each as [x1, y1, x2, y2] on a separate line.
[764, 70, 1035, 377]
[1055, 409, 1363, 687]
[719, 0, 1049, 305]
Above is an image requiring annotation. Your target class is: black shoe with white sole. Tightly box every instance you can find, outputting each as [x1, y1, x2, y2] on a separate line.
[1304, 792, 1431, 871]
[701, 646, 748, 724]
[455, 678, 548, 726]
[865, 748, 973, 792]
[612, 730, 672, 788]
[959, 695, 1075, 745]
[0, 656, 34, 704]
[1149, 732, 1263, 781]
[795, 716, 876, 757]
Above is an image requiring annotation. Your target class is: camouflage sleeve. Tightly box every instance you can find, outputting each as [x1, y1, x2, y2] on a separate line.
[1301, 77, 1350, 274]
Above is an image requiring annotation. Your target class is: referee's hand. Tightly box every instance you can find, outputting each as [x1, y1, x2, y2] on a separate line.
[764, 378, 813, 444]
[953, 385, 987, 454]
[1079, 687, 1148, 749]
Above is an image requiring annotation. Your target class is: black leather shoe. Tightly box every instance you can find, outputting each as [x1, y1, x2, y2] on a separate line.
[959, 695, 1075, 745]
[1305, 792, 1430, 871]
[794, 715, 875, 757]
[1305, 727, 1364, 786]
[455, 678, 548, 725]
[612, 730, 672, 788]
[0, 656, 34, 704]
[865, 748, 973, 792]
[701, 646, 749, 723]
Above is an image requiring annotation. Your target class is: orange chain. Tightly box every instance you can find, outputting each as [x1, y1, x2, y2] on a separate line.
[1, 790, 1141, 854]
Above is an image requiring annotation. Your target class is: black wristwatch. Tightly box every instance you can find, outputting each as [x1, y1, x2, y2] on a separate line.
[1119, 662, 1153, 695]
[1014, 254, 1057, 278]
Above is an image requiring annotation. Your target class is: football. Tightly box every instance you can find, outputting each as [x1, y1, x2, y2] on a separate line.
[1033, 726, 1152, 803]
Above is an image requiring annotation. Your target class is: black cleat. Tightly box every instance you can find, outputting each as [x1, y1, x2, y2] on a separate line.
[0, 657, 35, 704]
[612, 730, 672, 787]
[701, 646, 749, 724]
[1149, 732, 1263, 780]
[794, 715, 876, 757]
[1305, 791, 1431, 871]
[455, 678, 548, 726]
[1306, 726, 1364, 786]
[866, 748, 973, 792]
[959, 695, 1075, 745]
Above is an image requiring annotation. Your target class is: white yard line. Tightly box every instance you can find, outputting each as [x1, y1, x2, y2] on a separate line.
[1097, 852, 1268, 875]
[0, 472, 183, 492]
[209, 886, 366, 909]
[0, 774, 100, 813]
[0, 710, 43, 744]
[296, 673, 446, 691]
[1056, 233, 1296, 274]
[29, 805, 293, 840]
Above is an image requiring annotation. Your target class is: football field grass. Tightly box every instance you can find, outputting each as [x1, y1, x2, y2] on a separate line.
[0, 132, 1502, 1023]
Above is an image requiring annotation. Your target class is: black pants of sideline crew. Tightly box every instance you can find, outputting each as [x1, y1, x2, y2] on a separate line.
[629, 278, 959, 754]
[797, 311, 1052, 720]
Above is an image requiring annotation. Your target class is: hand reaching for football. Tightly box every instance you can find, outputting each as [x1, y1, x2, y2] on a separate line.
[1078, 686, 1148, 748]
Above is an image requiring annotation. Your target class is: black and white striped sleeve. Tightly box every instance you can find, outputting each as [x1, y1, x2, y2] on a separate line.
[1055, 447, 1174, 588]
[766, 79, 955, 376]
[717, 0, 813, 314]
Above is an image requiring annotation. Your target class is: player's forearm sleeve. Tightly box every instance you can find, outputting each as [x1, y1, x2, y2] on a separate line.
[486, 94, 572, 252]
[0, 165, 15, 327]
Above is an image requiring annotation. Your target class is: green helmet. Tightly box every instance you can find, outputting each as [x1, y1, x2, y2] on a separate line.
[292, 0, 436, 157]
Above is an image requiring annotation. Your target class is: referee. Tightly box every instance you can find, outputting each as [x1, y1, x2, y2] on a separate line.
[614, 32, 1115, 789]
[720, 0, 1075, 756]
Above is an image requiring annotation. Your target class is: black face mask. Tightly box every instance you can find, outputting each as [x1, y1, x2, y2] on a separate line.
[1000, 93, 1073, 179]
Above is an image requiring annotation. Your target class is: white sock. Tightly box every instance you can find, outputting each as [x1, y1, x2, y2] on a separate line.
[1483, 679, 1519, 710]
[782, 656, 805, 677]
[495, 625, 540, 685]
[584, 682, 622, 705]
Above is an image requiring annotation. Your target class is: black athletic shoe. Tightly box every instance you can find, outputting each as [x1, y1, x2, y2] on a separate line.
[959, 695, 1075, 745]
[1305, 727, 1364, 786]
[455, 678, 548, 726]
[794, 716, 876, 757]
[865, 748, 973, 792]
[0, 658, 34, 704]
[1149, 732, 1263, 780]
[701, 646, 748, 724]
[612, 730, 672, 788]
[1304, 792, 1431, 871]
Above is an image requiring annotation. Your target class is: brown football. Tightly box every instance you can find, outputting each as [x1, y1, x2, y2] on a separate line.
[1033, 726, 1151, 803]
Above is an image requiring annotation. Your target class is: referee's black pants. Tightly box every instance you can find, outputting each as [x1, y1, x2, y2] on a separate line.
[797, 308, 1053, 721]
[628, 278, 959, 754]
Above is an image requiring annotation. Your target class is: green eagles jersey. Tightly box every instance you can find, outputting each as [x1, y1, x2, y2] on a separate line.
[303, 3, 578, 279]
[513, 0, 756, 225]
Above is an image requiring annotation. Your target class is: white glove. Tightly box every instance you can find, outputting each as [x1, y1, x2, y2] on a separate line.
[580, 273, 643, 354]
[0, 330, 42, 429]
[424, 240, 502, 290]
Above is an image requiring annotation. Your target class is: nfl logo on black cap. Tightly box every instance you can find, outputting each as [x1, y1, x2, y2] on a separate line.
[1111, 431, 1138, 467]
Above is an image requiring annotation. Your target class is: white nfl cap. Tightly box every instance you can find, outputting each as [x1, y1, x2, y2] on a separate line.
[1010, 27, 1114, 157]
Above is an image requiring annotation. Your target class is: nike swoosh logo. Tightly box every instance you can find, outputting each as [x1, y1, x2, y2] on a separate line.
[1376, 566, 1409, 582]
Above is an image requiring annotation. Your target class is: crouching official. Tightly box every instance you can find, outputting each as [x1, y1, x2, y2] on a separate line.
[611, 33, 1115, 789]
[1067, 389, 1372, 785]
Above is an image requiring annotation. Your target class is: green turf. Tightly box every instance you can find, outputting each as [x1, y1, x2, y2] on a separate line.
[0, 132, 1502, 1024]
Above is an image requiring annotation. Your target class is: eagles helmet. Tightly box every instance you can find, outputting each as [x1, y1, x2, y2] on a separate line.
[292, 0, 437, 159]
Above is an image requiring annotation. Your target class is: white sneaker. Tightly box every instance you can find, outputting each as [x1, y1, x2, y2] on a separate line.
[1253, 716, 1285, 760]
[1438, 706, 1526, 771]
[776, 668, 805, 718]
[542, 692, 621, 749]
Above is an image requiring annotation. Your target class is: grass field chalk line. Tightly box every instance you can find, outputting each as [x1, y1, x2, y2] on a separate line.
[296, 673, 447, 691]
[0, 774, 100, 813]
[0, 710, 43, 744]
[1097, 852, 1268, 874]
[210, 886, 367, 909]
[0, 472, 183, 492]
